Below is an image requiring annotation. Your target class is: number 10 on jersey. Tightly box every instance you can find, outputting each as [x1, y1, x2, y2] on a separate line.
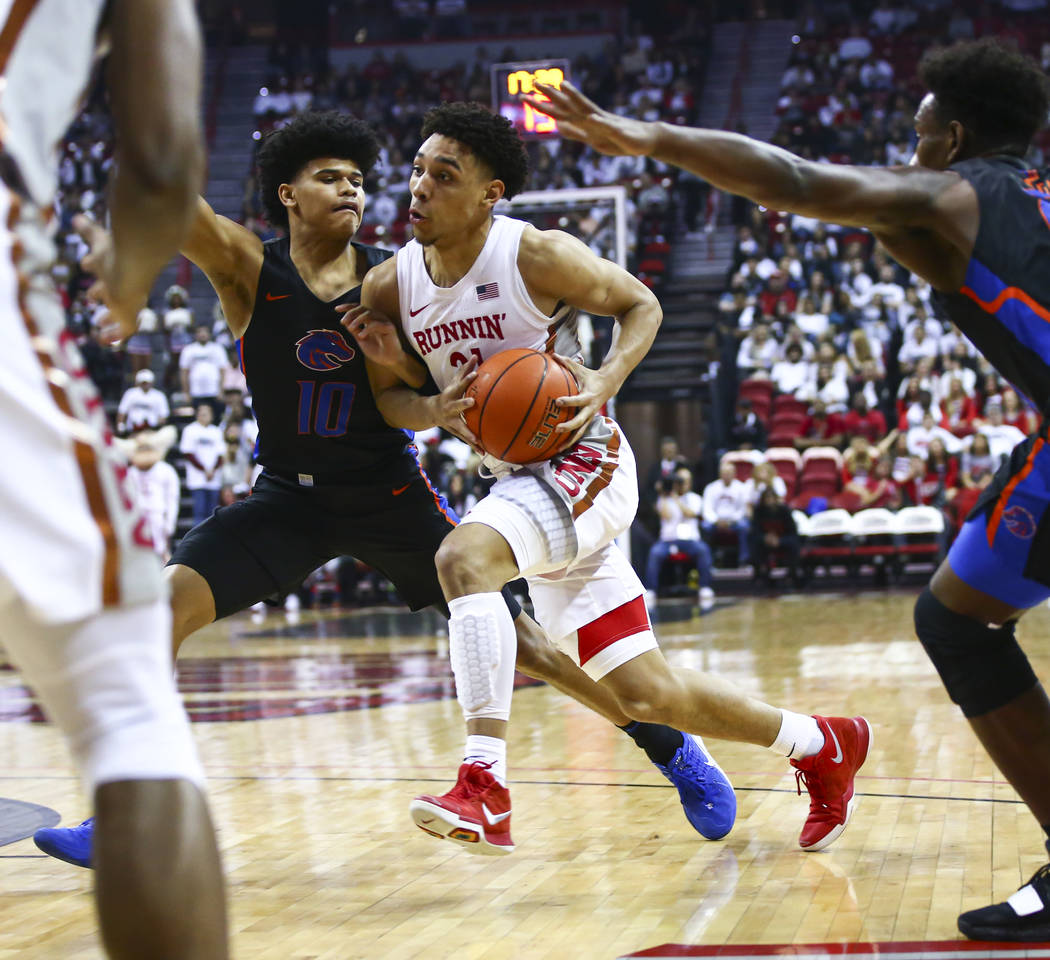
[296, 380, 356, 438]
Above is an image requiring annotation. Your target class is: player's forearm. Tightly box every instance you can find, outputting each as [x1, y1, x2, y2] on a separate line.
[384, 349, 428, 391]
[376, 386, 441, 431]
[598, 300, 662, 395]
[649, 123, 810, 210]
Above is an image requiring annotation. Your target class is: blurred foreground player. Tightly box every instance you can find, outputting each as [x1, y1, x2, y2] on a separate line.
[0, 0, 227, 957]
[37, 110, 734, 869]
[358, 103, 869, 857]
[532, 40, 1050, 940]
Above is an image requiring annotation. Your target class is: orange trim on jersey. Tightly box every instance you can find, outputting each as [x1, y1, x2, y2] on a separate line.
[8, 194, 121, 604]
[0, 0, 41, 75]
[960, 283, 1050, 325]
[416, 460, 458, 528]
[987, 437, 1044, 548]
[571, 420, 621, 520]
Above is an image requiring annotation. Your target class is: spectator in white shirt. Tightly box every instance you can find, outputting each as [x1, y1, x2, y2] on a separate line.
[180, 404, 225, 528]
[164, 284, 194, 354]
[737, 322, 778, 377]
[125, 428, 180, 560]
[978, 402, 1027, 460]
[180, 325, 231, 418]
[899, 323, 940, 373]
[907, 413, 962, 457]
[794, 293, 829, 339]
[116, 369, 170, 435]
[643, 468, 715, 610]
[702, 462, 751, 565]
[744, 461, 788, 506]
[799, 362, 850, 412]
[771, 342, 810, 395]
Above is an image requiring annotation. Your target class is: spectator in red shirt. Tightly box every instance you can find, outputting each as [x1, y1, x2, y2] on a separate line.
[758, 271, 797, 316]
[794, 398, 845, 450]
[858, 456, 898, 509]
[1001, 387, 1038, 435]
[842, 393, 887, 445]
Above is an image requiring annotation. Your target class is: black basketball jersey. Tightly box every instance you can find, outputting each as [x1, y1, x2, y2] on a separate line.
[240, 238, 411, 479]
[934, 155, 1050, 413]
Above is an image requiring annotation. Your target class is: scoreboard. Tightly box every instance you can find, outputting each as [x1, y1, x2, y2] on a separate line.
[490, 59, 570, 139]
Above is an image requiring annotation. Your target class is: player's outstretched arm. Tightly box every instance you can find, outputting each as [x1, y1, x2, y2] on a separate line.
[530, 80, 959, 232]
[181, 196, 264, 338]
[518, 226, 661, 441]
[102, 0, 204, 337]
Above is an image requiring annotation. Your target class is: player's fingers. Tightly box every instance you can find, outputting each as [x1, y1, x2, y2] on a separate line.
[72, 214, 105, 251]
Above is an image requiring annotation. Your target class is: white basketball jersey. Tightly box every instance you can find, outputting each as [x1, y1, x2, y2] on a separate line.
[396, 215, 581, 390]
[0, 0, 109, 207]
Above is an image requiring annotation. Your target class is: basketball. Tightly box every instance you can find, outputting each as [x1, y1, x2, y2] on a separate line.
[463, 348, 579, 464]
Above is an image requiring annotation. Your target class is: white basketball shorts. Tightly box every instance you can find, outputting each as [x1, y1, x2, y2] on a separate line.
[460, 416, 657, 679]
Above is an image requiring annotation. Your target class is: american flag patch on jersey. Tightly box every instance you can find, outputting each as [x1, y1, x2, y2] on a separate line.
[476, 282, 499, 301]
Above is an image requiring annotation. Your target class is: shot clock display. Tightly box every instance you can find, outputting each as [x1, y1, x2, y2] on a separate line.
[490, 60, 570, 139]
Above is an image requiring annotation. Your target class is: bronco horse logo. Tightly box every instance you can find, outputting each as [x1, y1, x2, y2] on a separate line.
[295, 329, 356, 371]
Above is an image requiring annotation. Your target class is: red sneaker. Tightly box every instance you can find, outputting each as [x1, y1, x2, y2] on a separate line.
[790, 715, 872, 851]
[410, 762, 514, 856]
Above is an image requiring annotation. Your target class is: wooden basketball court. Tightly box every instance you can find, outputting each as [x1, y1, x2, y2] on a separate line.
[0, 590, 1046, 958]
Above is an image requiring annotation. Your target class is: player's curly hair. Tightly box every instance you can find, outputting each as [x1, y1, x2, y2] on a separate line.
[919, 39, 1050, 155]
[257, 111, 380, 229]
[420, 102, 529, 199]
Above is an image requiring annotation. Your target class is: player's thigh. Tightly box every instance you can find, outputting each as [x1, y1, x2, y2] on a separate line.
[529, 543, 659, 681]
[169, 482, 333, 620]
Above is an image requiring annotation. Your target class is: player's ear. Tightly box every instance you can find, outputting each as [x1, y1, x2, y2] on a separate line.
[482, 179, 505, 210]
[945, 120, 967, 164]
[277, 182, 297, 214]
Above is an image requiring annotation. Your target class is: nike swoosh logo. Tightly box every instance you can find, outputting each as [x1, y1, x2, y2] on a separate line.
[482, 803, 511, 826]
[408, 303, 431, 317]
[828, 725, 843, 764]
[391, 483, 410, 496]
[266, 292, 292, 301]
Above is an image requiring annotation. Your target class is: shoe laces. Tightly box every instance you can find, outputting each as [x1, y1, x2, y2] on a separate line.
[1022, 862, 1050, 893]
[794, 767, 834, 813]
[446, 761, 496, 801]
[673, 748, 708, 785]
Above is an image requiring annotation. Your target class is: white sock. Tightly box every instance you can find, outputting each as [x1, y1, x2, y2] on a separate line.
[464, 734, 507, 786]
[770, 710, 824, 760]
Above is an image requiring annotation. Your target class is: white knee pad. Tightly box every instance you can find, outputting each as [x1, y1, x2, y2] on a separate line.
[448, 592, 516, 721]
[1, 598, 204, 792]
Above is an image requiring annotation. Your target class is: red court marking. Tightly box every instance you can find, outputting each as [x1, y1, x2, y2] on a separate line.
[619, 941, 1050, 959]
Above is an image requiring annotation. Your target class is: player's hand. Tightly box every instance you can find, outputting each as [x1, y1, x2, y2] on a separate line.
[337, 304, 405, 367]
[72, 214, 146, 342]
[525, 80, 658, 157]
[553, 355, 610, 448]
[428, 356, 479, 447]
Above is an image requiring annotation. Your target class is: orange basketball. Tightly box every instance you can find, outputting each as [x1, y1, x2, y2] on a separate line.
[463, 348, 579, 464]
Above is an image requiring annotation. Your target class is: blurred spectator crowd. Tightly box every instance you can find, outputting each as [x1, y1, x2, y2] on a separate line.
[658, 0, 1050, 599]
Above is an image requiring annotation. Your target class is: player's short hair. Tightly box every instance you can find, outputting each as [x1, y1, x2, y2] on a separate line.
[919, 39, 1050, 155]
[257, 111, 380, 229]
[420, 102, 529, 199]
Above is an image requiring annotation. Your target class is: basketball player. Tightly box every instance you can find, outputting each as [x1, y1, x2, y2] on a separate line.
[531, 40, 1050, 940]
[0, 0, 227, 957]
[356, 102, 870, 858]
[35, 110, 734, 869]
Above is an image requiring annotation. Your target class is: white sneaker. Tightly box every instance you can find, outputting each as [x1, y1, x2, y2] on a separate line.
[699, 586, 715, 612]
[643, 588, 657, 607]
[284, 593, 300, 612]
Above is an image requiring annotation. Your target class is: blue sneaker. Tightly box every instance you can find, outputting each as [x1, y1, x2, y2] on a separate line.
[34, 817, 94, 869]
[655, 735, 736, 840]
